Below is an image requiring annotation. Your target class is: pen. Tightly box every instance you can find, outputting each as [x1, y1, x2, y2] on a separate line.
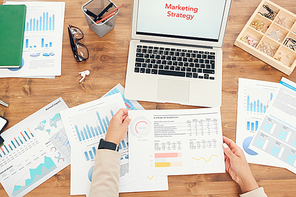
[84, 8, 98, 18]
[95, 4, 124, 24]
[101, 4, 123, 19]
[0, 100, 9, 107]
[95, 12, 116, 24]
[94, 2, 114, 22]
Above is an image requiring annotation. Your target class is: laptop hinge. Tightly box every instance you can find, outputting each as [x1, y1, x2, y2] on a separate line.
[139, 40, 214, 49]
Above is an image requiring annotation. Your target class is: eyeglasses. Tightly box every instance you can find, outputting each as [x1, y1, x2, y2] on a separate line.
[68, 25, 89, 62]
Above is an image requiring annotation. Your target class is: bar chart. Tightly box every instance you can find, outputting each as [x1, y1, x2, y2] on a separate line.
[74, 110, 114, 142]
[25, 12, 55, 33]
[0, 129, 35, 158]
[246, 91, 273, 114]
[246, 120, 259, 132]
[25, 37, 53, 49]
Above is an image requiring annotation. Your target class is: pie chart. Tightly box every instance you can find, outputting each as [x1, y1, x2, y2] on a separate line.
[243, 136, 258, 156]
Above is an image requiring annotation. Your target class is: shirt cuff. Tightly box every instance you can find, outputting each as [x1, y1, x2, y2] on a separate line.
[239, 187, 267, 197]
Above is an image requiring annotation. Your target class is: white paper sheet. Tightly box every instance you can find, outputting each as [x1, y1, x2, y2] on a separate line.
[128, 108, 225, 175]
[70, 84, 146, 195]
[250, 78, 296, 174]
[62, 93, 168, 196]
[2, 2, 65, 78]
[0, 98, 70, 197]
[236, 78, 281, 167]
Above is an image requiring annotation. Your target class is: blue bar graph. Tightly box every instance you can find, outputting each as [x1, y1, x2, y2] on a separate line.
[89, 151, 94, 160]
[46, 12, 48, 31]
[121, 140, 126, 148]
[94, 127, 99, 136]
[18, 137, 23, 144]
[26, 39, 29, 48]
[86, 125, 92, 138]
[119, 143, 122, 150]
[90, 126, 96, 137]
[30, 19, 32, 31]
[45, 44, 48, 47]
[11, 141, 16, 148]
[246, 92, 273, 114]
[84, 151, 90, 161]
[83, 128, 89, 139]
[263, 123, 273, 132]
[40, 16, 42, 31]
[75, 126, 82, 141]
[24, 131, 30, 140]
[247, 120, 259, 131]
[49, 42, 52, 47]
[49, 17, 51, 30]
[75, 110, 115, 142]
[97, 112, 106, 134]
[41, 38, 44, 47]
[53, 15, 55, 30]
[33, 19, 35, 31]
[4, 145, 9, 153]
[278, 131, 288, 140]
[102, 119, 108, 133]
[81, 131, 85, 140]
[43, 12, 45, 31]
[287, 155, 296, 165]
[92, 147, 96, 156]
[255, 138, 265, 148]
[98, 126, 102, 135]
[25, 12, 55, 32]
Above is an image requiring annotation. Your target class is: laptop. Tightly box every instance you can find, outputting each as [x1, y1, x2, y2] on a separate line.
[124, 0, 232, 107]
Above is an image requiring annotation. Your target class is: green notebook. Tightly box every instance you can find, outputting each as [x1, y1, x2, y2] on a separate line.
[0, 5, 26, 68]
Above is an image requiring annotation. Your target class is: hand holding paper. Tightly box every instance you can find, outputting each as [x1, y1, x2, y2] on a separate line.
[105, 108, 131, 145]
[223, 136, 259, 193]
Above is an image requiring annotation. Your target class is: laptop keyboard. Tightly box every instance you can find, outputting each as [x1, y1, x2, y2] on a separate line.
[134, 45, 216, 80]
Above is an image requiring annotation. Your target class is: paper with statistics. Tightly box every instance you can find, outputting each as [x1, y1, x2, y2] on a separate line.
[129, 108, 225, 175]
[236, 78, 281, 166]
[2, 1, 65, 78]
[70, 83, 147, 195]
[0, 98, 70, 197]
[61, 93, 168, 196]
[250, 78, 296, 174]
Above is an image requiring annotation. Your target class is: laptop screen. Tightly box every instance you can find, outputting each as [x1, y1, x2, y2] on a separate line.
[136, 0, 227, 42]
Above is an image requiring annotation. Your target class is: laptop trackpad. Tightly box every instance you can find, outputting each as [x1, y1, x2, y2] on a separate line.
[157, 79, 189, 103]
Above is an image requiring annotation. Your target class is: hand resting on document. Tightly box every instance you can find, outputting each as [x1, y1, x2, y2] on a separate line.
[222, 136, 259, 194]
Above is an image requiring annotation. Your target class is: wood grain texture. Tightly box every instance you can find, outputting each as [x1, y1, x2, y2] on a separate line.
[0, 0, 296, 196]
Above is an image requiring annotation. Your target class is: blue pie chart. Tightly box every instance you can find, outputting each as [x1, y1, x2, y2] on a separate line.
[243, 136, 258, 156]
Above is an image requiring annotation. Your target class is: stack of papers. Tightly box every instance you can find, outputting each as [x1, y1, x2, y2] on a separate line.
[236, 77, 296, 173]
[2, 1, 65, 78]
[60, 84, 168, 195]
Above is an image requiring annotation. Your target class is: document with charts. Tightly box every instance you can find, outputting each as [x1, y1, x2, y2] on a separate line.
[250, 78, 296, 174]
[236, 78, 281, 167]
[0, 98, 69, 197]
[128, 108, 225, 175]
[61, 93, 168, 196]
[2, 1, 65, 78]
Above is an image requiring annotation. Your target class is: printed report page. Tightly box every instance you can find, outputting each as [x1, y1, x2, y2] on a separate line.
[128, 108, 225, 176]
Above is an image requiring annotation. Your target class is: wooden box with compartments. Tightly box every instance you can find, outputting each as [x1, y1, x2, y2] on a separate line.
[234, 0, 296, 75]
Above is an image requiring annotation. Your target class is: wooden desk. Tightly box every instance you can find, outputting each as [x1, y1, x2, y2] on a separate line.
[0, 0, 296, 196]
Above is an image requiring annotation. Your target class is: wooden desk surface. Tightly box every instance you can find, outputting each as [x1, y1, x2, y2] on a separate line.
[0, 0, 296, 196]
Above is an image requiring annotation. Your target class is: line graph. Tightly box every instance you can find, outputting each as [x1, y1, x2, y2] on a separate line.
[192, 155, 218, 162]
[12, 156, 57, 196]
